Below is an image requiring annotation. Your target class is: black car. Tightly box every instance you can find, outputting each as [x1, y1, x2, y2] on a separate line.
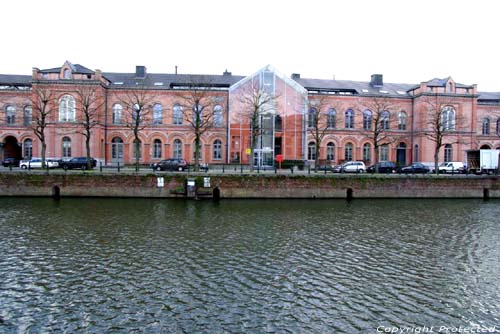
[367, 161, 397, 173]
[152, 158, 188, 171]
[2, 157, 21, 167]
[59, 157, 97, 170]
[400, 162, 430, 174]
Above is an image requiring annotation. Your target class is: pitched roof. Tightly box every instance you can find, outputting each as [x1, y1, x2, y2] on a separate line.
[425, 77, 472, 88]
[40, 64, 95, 74]
[103, 72, 245, 89]
[0, 74, 32, 85]
[293, 77, 415, 97]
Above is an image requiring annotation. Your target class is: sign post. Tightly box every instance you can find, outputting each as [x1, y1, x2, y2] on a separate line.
[275, 154, 284, 170]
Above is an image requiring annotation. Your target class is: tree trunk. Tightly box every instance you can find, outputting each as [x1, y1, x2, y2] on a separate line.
[86, 135, 92, 170]
[41, 141, 46, 169]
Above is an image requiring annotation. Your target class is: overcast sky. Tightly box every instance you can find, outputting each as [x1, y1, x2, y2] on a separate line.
[2, 0, 499, 91]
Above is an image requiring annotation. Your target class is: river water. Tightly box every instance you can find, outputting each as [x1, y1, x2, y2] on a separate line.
[0, 198, 499, 333]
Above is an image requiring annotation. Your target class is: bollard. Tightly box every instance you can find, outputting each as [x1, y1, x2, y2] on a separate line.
[222, 164, 225, 173]
[240, 164, 243, 174]
[308, 165, 310, 175]
[100, 161, 103, 172]
[117, 162, 120, 172]
[291, 167, 294, 174]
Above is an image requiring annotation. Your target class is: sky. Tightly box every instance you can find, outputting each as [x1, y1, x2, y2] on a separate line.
[1, 0, 499, 91]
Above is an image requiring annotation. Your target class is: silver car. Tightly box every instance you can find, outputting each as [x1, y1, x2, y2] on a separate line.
[20, 158, 59, 169]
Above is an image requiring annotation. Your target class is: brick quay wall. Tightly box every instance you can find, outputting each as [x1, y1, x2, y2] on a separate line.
[0, 172, 499, 199]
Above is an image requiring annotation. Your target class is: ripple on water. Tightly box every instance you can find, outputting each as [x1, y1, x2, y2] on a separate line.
[0, 198, 499, 333]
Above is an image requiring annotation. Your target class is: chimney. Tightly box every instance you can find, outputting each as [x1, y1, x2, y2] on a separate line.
[223, 69, 232, 76]
[370, 74, 383, 87]
[175, 65, 178, 75]
[291, 73, 300, 80]
[95, 69, 102, 80]
[135, 65, 146, 78]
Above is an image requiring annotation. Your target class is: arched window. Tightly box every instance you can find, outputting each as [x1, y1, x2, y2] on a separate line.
[480, 144, 491, 149]
[64, 69, 71, 79]
[62, 137, 71, 158]
[6, 105, 15, 125]
[441, 106, 455, 131]
[24, 139, 33, 159]
[193, 104, 203, 124]
[345, 109, 354, 129]
[132, 104, 142, 124]
[153, 139, 162, 159]
[308, 108, 317, 128]
[173, 104, 183, 125]
[380, 144, 389, 161]
[112, 104, 122, 124]
[173, 139, 183, 159]
[307, 141, 316, 160]
[327, 108, 336, 128]
[414, 144, 419, 162]
[133, 139, 142, 159]
[23, 106, 32, 126]
[363, 110, 372, 130]
[482, 118, 490, 135]
[345, 143, 353, 161]
[398, 111, 407, 130]
[327, 142, 335, 161]
[497, 118, 500, 136]
[363, 143, 371, 162]
[444, 144, 452, 162]
[213, 139, 222, 160]
[111, 137, 124, 161]
[153, 103, 163, 125]
[381, 111, 390, 130]
[213, 105, 223, 127]
[192, 141, 202, 160]
[59, 95, 76, 122]
[275, 114, 282, 131]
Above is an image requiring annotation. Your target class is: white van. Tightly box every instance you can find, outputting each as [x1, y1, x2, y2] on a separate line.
[438, 161, 466, 174]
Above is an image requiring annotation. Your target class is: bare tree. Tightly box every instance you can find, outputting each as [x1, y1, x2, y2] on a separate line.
[74, 85, 103, 169]
[237, 81, 278, 172]
[119, 87, 154, 171]
[423, 94, 469, 174]
[31, 86, 54, 168]
[358, 96, 399, 171]
[306, 97, 342, 171]
[176, 77, 220, 171]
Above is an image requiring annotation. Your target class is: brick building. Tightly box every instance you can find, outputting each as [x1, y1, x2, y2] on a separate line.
[1, 61, 499, 167]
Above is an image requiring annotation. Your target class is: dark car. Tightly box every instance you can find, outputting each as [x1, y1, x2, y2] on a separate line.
[2, 157, 21, 167]
[59, 157, 97, 170]
[400, 162, 430, 174]
[152, 158, 188, 171]
[367, 161, 397, 174]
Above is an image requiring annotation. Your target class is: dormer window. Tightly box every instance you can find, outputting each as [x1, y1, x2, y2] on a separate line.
[64, 68, 71, 79]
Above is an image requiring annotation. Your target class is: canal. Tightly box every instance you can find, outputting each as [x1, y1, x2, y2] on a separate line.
[0, 198, 499, 333]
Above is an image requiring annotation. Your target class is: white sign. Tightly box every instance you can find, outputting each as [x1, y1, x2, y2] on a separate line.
[157, 177, 164, 188]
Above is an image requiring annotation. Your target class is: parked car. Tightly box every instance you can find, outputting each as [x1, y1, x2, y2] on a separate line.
[367, 161, 397, 174]
[2, 157, 21, 167]
[19, 158, 59, 169]
[152, 158, 188, 171]
[332, 161, 366, 173]
[400, 162, 430, 174]
[438, 161, 466, 174]
[59, 157, 97, 170]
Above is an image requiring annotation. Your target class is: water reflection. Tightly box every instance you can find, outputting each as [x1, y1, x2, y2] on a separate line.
[0, 198, 499, 333]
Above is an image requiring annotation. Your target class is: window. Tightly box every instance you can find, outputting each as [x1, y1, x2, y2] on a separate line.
[363, 143, 371, 162]
[59, 95, 76, 122]
[380, 144, 389, 161]
[213, 105, 223, 127]
[345, 109, 354, 129]
[64, 69, 71, 79]
[23, 106, 32, 126]
[381, 111, 390, 130]
[307, 141, 316, 160]
[441, 106, 455, 131]
[6, 105, 15, 125]
[327, 108, 336, 128]
[112, 104, 122, 124]
[132, 104, 142, 124]
[153, 103, 163, 125]
[414, 144, 419, 162]
[192, 141, 202, 160]
[398, 111, 407, 130]
[153, 139, 162, 159]
[444, 144, 452, 162]
[482, 118, 490, 135]
[327, 142, 335, 161]
[345, 143, 353, 161]
[61, 137, 71, 157]
[363, 110, 372, 130]
[275, 114, 282, 131]
[24, 139, 32, 159]
[497, 118, 500, 136]
[193, 104, 203, 124]
[308, 108, 317, 128]
[173, 104, 183, 125]
[173, 139, 182, 159]
[133, 139, 141, 159]
[213, 139, 222, 160]
[111, 137, 124, 160]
